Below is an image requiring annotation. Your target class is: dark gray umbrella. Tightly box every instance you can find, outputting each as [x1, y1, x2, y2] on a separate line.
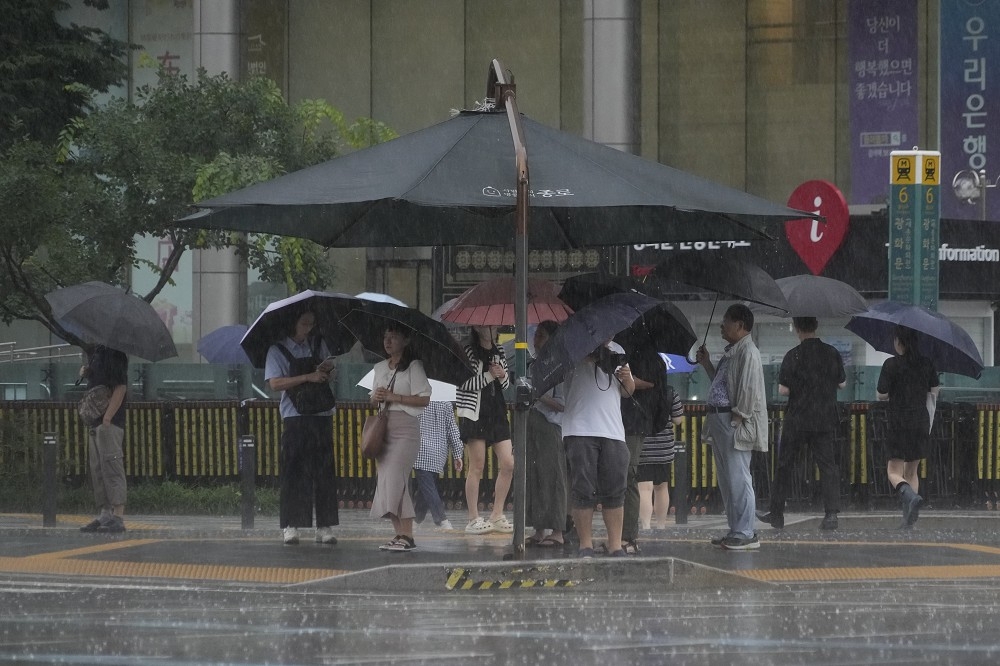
[752, 275, 868, 318]
[846, 301, 984, 379]
[650, 253, 788, 310]
[241, 290, 358, 368]
[182, 113, 814, 249]
[45, 281, 178, 362]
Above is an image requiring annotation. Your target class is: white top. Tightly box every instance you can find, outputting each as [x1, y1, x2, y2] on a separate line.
[560, 342, 626, 441]
[371, 359, 433, 418]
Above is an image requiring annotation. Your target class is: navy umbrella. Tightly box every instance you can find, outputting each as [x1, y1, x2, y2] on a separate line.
[197, 325, 251, 364]
[846, 301, 984, 379]
[529, 291, 663, 396]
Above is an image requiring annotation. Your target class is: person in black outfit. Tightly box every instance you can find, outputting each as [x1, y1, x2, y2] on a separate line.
[877, 325, 940, 528]
[759, 317, 846, 530]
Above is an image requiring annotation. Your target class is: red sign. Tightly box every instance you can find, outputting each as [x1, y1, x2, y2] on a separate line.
[785, 180, 850, 275]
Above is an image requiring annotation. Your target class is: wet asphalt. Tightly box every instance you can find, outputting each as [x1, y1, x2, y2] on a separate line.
[1, 508, 999, 664]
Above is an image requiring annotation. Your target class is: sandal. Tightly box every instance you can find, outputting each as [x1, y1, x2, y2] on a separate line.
[383, 534, 417, 552]
[535, 536, 564, 547]
[622, 539, 641, 555]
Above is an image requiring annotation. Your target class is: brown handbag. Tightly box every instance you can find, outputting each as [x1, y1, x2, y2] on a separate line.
[360, 369, 397, 459]
[360, 411, 388, 459]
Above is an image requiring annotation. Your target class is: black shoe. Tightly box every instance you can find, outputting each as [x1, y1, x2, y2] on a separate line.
[756, 511, 784, 529]
[898, 483, 924, 526]
[79, 518, 104, 533]
[721, 534, 760, 551]
[98, 516, 126, 534]
[710, 533, 730, 547]
[820, 513, 838, 530]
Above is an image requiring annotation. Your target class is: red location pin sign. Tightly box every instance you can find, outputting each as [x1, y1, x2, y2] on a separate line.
[785, 180, 850, 275]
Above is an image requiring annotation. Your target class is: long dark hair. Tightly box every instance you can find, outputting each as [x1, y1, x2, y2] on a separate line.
[893, 325, 923, 362]
[386, 322, 415, 371]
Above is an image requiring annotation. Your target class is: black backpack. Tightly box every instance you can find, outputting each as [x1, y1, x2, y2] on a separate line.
[276, 339, 336, 415]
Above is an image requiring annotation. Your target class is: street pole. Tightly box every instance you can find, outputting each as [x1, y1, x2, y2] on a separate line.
[489, 59, 530, 559]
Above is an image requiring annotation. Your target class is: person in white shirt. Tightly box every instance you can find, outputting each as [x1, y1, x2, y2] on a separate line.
[561, 339, 635, 558]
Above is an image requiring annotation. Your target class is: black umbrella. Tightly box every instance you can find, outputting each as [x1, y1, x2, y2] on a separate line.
[845, 301, 984, 379]
[45, 281, 178, 362]
[557, 272, 695, 356]
[557, 272, 661, 311]
[650, 253, 788, 310]
[618, 301, 698, 358]
[529, 291, 663, 396]
[182, 112, 814, 249]
[338, 300, 474, 386]
[197, 325, 251, 364]
[241, 290, 358, 368]
[649, 253, 788, 354]
[752, 275, 868, 318]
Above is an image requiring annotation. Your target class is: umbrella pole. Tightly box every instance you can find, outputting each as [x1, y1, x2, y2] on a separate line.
[491, 59, 530, 560]
[702, 294, 720, 348]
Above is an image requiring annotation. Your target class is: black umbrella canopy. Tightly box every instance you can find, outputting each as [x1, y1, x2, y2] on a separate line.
[649, 253, 789, 311]
[338, 300, 474, 386]
[182, 110, 814, 249]
[241, 290, 359, 368]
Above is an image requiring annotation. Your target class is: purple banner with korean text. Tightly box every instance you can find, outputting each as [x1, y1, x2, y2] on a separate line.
[848, 0, 919, 206]
[941, 0, 1000, 222]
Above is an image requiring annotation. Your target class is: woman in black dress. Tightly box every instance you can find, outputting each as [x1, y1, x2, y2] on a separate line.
[876, 325, 940, 528]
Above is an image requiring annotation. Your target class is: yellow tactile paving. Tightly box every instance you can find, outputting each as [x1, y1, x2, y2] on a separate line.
[743, 564, 1000, 582]
[0, 554, 347, 583]
[0, 535, 349, 584]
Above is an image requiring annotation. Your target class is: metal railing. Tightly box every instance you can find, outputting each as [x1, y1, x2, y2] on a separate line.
[0, 342, 79, 364]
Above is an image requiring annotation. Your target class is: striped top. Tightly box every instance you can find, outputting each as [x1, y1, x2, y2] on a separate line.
[639, 389, 684, 466]
[455, 343, 510, 421]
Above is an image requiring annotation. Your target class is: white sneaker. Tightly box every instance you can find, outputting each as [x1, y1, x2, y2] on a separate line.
[282, 527, 299, 545]
[315, 526, 337, 544]
[435, 519, 454, 531]
[489, 515, 514, 533]
[465, 517, 493, 534]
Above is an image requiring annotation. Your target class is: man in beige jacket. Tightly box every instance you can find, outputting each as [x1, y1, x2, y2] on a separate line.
[696, 303, 768, 550]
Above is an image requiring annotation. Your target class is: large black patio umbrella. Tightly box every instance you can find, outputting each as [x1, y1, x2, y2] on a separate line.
[178, 60, 817, 557]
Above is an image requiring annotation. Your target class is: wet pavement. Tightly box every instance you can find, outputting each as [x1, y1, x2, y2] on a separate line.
[1, 509, 999, 664]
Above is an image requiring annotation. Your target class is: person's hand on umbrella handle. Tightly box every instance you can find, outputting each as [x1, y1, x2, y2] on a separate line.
[489, 362, 506, 380]
[694, 344, 710, 366]
[372, 386, 388, 402]
[308, 369, 331, 384]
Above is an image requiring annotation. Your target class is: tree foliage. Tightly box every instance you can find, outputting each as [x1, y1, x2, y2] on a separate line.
[0, 63, 396, 345]
[0, 0, 129, 151]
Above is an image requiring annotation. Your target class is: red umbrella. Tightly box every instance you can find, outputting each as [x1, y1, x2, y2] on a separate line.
[440, 277, 573, 326]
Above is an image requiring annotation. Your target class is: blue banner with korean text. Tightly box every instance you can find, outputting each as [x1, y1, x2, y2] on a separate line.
[848, 0, 919, 206]
[941, 0, 1000, 222]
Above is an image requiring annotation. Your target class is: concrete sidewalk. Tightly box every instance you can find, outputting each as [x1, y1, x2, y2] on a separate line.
[2, 508, 1000, 592]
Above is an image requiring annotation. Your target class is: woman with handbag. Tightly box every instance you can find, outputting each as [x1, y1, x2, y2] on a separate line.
[369, 322, 432, 552]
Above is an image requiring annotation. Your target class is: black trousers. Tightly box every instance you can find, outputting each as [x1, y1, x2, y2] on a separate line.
[280, 415, 339, 528]
[769, 423, 840, 514]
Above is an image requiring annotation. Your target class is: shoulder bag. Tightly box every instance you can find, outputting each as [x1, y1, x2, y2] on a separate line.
[360, 369, 397, 459]
[78, 385, 111, 425]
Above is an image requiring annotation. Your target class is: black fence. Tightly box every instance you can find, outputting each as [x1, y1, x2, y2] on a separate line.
[2, 400, 998, 511]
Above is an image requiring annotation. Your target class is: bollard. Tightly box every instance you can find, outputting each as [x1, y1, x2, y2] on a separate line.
[42, 433, 57, 527]
[673, 443, 689, 525]
[238, 435, 256, 530]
